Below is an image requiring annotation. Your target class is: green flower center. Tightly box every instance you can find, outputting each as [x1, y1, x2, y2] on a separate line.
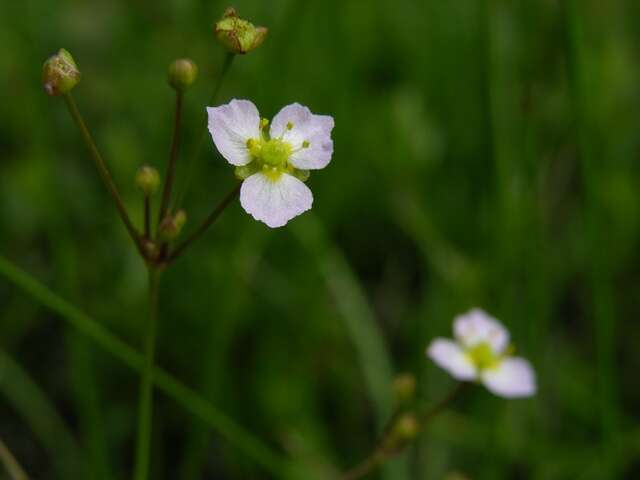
[465, 342, 500, 370]
[237, 135, 310, 183]
[260, 138, 291, 167]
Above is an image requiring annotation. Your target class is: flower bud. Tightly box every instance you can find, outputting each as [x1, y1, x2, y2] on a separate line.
[381, 413, 419, 455]
[42, 48, 81, 96]
[392, 413, 419, 442]
[159, 210, 187, 240]
[392, 373, 416, 405]
[136, 165, 160, 196]
[143, 240, 160, 261]
[214, 7, 268, 54]
[168, 58, 198, 92]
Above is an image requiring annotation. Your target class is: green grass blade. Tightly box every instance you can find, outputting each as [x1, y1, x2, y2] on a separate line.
[0, 349, 83, 479]
[0, 255, 291, 479]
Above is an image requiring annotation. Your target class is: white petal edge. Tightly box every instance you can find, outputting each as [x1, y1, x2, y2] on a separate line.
[427, 338, 477, 381]
[270, 103, 335, 170]
[481, 357, 536, 398]
[207, 99, 261, 166]
[453, 308, 509, 354]
[240, 172, 313, 228]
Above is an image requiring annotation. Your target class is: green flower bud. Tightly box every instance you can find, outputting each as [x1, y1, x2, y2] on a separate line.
[143, 240, 160, 261]
[168, 58, 198, 92]
[215, 7, 268, 55]
[136, 165, 161, 196]
[393, 414, 419, 441]
[160, 210, 187, 240]
[42, 48, 81, 96]
[392, 373, 416, 404]
[381, 413, 419, 455]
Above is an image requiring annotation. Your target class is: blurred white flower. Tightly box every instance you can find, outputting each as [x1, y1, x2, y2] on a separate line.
[427, 308, 536, 398]
[207, 99, 334, 228]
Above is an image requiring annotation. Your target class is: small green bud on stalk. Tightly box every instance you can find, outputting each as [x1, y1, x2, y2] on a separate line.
[159, 210, 187, 240]
[215, 7, 268, 54]
[393, 414, 419, 441]
[143, 240, 160, 261]
[168, 58, 198, 92]
[42, 48, 81, 96]
[378, 412, 420, 457]
[136, 165, 161, 196]
[392, 373, 416, 405]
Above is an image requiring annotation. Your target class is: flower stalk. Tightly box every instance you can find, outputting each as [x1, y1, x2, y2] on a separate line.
[175, 52, 235, 209]
[339, 383, 466, 480]
[168, 182, 241, 262]
[63, 93, 143, 256]
[143, 196, 151, 240]
[158, 92, 184, 229]
[133, 267, 162, 480]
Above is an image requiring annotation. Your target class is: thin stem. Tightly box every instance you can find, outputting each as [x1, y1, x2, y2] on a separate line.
[168, 182, 240, 263]
[143, 195, 151, 240]
[339, 383, 466, 480]
[133, 268, 161, 480]
[0, 437, 29, 480]
[63, 94, 142, 255]
[158, 92, 184, 228]
[340, 453, 384, 480]
[417, 382, 466, 426]
[175, 53, 235, 208]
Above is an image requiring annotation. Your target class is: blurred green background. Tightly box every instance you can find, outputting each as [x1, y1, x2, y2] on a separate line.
[1, 0, 639, 479]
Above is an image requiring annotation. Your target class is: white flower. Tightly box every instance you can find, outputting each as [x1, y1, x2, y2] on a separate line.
[207, 99, 334, 228]
[426, 308, 536, 398]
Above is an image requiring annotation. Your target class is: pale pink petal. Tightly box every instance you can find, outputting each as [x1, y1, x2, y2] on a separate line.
[481, 357, 536, 398]
[270, 103, 334, 170]
[240, 172, 313, 228]
[427, 338, 477, 381]
[207, 99, 261, 166]
[453, 308, 509, 354]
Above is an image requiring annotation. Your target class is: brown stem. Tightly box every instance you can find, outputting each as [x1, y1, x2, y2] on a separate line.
[143, 195, 151, 239]
[339, 383, 466, 480]
[157, 92, 184, 229]
[340, 452, 383, 480]
[63, 94, 143, 256]
[167, 182, 240, 263]
[418, 382, 466, 427]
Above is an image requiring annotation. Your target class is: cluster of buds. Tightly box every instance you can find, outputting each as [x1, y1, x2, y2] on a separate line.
[42, 7, 270, 265]
[159, 210, 187, 241]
